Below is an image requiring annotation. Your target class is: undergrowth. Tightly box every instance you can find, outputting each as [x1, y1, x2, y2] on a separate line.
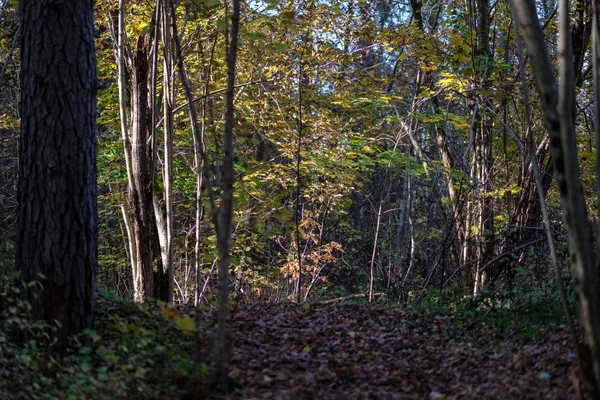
[0, 276, 211, 400]
[405, 283, 573, 343]
[0, 252, 577, 399]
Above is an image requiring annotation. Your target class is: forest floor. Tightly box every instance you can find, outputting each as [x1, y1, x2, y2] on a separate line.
[1, 292, 580, 399]
[222, 302, 576, 400]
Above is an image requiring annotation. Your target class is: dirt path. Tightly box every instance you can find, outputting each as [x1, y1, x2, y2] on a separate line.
[221, 303, 575, 399]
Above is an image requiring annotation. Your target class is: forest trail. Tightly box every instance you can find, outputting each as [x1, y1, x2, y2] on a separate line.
[210, 303, 575, 399]
[1, 293, 578, 399]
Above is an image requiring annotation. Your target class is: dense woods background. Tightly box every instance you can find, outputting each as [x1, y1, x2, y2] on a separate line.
[1, 0, 577, 306]
[4, 0, 600, 397]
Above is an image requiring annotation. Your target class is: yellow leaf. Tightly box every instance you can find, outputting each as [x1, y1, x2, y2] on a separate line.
[175, 315, 196, 333]
[161, 307, 178, 322]
[348, 331, 356, 338]
[302, 346, 311, 353]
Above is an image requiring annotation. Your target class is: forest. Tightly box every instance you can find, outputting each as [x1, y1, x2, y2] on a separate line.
[1, 0, 600, 398]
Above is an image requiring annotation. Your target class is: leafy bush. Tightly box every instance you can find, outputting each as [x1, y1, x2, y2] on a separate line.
[0, 279, 211, 399]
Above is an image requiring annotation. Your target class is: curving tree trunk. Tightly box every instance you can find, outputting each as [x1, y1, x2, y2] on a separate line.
[17, 0, 97, 349]
[512, 0, 600, 393]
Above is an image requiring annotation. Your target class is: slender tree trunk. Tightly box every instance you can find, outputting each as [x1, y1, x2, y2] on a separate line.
[193, 40, 216, 305]
[395, 174, 409, 280]
[215, 0, 240, 388]
[473, 0, 493, 297]
[166, 0, 239, 388]
[131, 35, 154, 302]
[121, 198, 138, 294]
[149, 0, 165, 300]
[512, 0, 600, 393]
[194, 166, 204, 306]
[369, 200, 384, 303]
[116, 0, 138, 295]
[17, 0, 97, 348]
[161, 0, 175, 303]
[294, 60, 304, 304]
[401, 174, 415, 298]
[410, 0, 466, 274]
[153, 192, 169, 275]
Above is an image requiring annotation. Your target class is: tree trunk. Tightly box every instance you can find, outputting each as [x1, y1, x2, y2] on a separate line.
[131, 35, 154, 302]
[512, 0, 600, 393]
[116, 0, 138, 298]
[166, 0, 238, 388]
[473, 0, 493, 296]
[410, 0, 466, 274]
[161, 0, 175, 303]
[120, 197, 138, 294]
[215, 0, 240, 388]
[17, 0, 97, 348]
[153, 193, 169, 286]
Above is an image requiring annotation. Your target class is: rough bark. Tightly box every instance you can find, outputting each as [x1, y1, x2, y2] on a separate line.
[17, 0, 97, 347]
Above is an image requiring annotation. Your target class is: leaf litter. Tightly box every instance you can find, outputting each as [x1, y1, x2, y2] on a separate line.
[206, 303, 578, 399]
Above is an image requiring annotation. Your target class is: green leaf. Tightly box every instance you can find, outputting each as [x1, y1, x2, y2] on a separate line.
[273, 43, 288, 52]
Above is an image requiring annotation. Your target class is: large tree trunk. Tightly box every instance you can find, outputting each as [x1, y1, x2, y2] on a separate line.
[17, 0, 97, 347]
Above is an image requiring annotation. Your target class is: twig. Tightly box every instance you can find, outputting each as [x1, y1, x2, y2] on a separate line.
[319, 292, 386, 304]
[155, 79, 269, 128]
[441, 237, 546, 288]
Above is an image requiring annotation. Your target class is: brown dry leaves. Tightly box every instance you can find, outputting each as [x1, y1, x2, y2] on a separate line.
[221, 303, 575, 400]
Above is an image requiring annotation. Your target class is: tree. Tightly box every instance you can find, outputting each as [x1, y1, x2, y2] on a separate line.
[166, 0, 239, 385]
[17, 0, 98, 348]
[114, 0, 157, 302]
[511, 0, 600, 393]
[215, 0, 239, 385]
[129, 32, 154, 302]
